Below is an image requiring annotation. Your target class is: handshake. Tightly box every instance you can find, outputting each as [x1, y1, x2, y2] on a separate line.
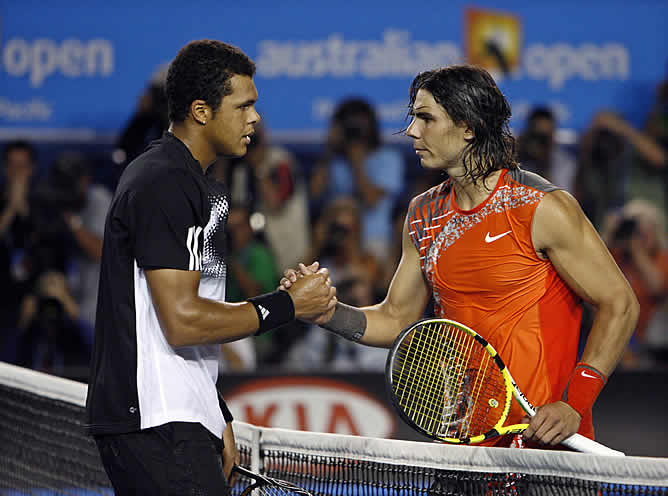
[278, 261, 337, 325]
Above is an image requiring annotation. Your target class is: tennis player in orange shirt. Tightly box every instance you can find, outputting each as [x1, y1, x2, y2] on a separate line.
[283, 65, 639, 449]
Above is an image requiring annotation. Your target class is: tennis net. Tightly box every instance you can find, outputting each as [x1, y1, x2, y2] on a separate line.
[1, 362, 667, 495]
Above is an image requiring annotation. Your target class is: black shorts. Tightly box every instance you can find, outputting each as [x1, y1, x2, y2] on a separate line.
[94, 421, 231, 496]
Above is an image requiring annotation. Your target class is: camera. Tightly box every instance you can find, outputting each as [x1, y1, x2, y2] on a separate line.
[613, 217, 638, 242]
[526, 130, 551, 148]
[32, 153, 88, 218]
[591, 129, 623, 165]
[27, 153, 90, 274]
[321, 222, 351, 257]
[340, 115, 370, 143]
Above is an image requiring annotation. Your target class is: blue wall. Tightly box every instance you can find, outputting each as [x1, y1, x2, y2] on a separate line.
[1, 0, 666, 141]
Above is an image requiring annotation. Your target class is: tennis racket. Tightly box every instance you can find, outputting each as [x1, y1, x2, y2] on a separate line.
[385, 318, 625, 456]
[232, 465, 313, 495]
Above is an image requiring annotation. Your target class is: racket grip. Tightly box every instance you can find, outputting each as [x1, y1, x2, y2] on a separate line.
[562, 433, 625, 456]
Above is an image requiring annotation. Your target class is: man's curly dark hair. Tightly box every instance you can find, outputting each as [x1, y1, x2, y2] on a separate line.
[407, 65, 518, 185]
[166, 39, 256, 124]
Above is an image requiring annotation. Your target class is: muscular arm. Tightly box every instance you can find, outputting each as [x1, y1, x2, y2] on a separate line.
[146, 269, 261, 347]
[522, 190, 638, 445]
[147, 268, 335, 348]
[533, 190, 639, 376]
[355, 217, 431, 347]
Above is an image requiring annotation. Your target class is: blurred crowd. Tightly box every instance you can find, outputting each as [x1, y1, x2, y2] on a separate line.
[1, 73, 667, 380]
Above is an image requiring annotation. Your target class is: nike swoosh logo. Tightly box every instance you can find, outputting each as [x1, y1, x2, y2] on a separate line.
[485, 230, 512, 243]
[581, 370, 598, 379]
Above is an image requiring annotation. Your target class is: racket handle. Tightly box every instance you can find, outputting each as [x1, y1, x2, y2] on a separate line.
[562, 433, 625, 456]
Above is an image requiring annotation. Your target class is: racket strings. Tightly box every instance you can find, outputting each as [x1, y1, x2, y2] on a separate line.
[397, 323, 454, 427]
[439, 324, 483, 438]
[394, 325, 443, 422]
[394, 323, 467, 430]
[391, 322, 508, 441]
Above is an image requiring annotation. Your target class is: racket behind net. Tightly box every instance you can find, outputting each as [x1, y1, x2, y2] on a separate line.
[385, 318, 624, 456]
[232, 465, 313, 496]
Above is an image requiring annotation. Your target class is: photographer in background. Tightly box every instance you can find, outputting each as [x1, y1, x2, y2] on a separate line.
[223, 122, 311, 271]
[114, 65, 169, 170]
[29, 152, 111, 346]
[577, 80, 668, 231]
[310, 98, 404, 262]
[223, 203, 277, 369]
[575, 112, 634, 230]
[602, 200, 668, 368]
[307, 196, 383, 303]
[15, 270, 88, 375]
[517, 106, 578, 192]
[284, 197, 384, 370]
[0, 141, 36, 343]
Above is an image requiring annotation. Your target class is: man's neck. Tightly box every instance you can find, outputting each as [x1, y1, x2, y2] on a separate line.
[168, 123, 215, 172]
[451, 169, 503, 211]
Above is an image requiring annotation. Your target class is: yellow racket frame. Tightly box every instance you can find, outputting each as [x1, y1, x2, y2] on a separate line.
[386, 318, 530, 445]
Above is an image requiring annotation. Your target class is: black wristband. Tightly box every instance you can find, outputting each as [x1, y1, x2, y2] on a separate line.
[248, 290, 295, 336]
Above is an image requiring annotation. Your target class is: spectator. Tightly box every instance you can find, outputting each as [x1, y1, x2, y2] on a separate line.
[517, 106, 578, 192]
[0, 140, 36, 332]
[577, 80, 667, 230]
[307, 196, 383, 295]
[310, 98, 405, 261]
[226, 123, 311, 270]
[224, 203, 281, 368]
[599, 86, 667, 220]
[29, 152, 112, 344]
[114, 64, 169, 169]
[15, 271, 88, 377]
[602, 199, 668, 368]
[575, 112, 633, 230]
[282, 197, 385, 371]
[225, 204, 279, 304]
[284, 271, 386, 371]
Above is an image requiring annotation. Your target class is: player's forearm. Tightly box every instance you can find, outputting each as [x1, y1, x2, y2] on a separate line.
[581, 291, 639, 375]
[161, 297, 260, 347]
[359, 303, 418, 347]
[321, 299, 419, 348]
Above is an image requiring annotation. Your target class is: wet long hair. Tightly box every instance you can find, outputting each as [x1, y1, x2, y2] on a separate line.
[408, 65, 517, 185]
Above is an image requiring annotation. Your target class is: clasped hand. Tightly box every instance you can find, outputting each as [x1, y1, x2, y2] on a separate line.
[280, 262, 337, 325]
[280, 262, 337, 322]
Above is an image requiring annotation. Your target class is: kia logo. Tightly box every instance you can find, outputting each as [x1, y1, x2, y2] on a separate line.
[226, 377, 396, 438]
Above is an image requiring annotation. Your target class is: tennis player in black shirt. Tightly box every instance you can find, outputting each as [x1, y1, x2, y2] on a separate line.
[85, 40, 336, 495]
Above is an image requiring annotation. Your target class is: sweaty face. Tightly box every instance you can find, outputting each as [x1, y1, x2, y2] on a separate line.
[207, 75, 260, 157]
[406, 89, 472, 171]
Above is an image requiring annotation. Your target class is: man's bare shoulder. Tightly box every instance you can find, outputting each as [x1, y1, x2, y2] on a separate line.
[533, 190, 586, 251]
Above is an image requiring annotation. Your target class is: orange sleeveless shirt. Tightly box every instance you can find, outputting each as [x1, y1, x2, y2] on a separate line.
[407, 168, 591, 446]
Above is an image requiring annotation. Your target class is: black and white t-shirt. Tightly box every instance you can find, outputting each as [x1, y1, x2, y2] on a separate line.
[85, 132, 229, 438]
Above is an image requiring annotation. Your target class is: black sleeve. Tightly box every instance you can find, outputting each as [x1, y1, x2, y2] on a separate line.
[130, 169, 206, 270]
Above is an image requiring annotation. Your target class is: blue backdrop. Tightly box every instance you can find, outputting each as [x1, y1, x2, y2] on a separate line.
[1, 0, 666, 141]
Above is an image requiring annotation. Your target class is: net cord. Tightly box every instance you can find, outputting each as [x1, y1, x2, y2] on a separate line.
[1, 361, 666, 488]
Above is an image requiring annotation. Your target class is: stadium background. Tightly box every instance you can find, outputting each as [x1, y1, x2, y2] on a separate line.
[1, 0, 667, 458]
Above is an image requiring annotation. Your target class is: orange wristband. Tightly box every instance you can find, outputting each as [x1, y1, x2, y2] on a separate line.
[562, 362, 607, 418]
